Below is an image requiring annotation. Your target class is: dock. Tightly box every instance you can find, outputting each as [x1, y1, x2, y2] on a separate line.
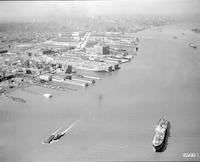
[2, 93, 26, 103]
[52, 78, 88, 87]
[120, 59, 130, 64]
[72, 77, 94, 84]
[103, 59, 120, 64]
[83, 75, 101, 80]
[32, 81, 66, 91]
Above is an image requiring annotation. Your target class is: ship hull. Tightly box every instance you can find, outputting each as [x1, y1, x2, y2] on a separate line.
[152, 119, 168, 152]
[152, 139, 165, 152]
[152, 123, 168, 152]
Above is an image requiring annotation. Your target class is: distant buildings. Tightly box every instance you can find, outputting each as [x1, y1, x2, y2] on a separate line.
[72, 32, 80, 42]
[43, 49, 55, 55]
[95, 44, 110, 55]
[0, 27, 135, 87]
[38, 74, 52, 82]
[0, 70, 14, 81]
[191, 28, 200, 33]
[25, 48, 42, 56]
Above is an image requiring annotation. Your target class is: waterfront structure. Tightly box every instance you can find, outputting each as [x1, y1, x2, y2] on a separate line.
[72, 32, 80, 42]
[25, 48, 43, 56]
[38, 74, 52, 82]
[86, 44, 110, 55]
[0, 25, 136, 95]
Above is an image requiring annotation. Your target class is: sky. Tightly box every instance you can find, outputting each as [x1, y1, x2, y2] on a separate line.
[0, 0, 200, 22]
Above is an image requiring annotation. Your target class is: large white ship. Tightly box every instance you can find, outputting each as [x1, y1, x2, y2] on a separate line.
[152, 116, 168, 152]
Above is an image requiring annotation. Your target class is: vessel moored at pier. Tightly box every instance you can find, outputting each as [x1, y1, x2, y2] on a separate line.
[72, 77, 95, 84]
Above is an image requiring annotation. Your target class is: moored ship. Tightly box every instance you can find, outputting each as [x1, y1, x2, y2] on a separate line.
[152, 116, 168, 152]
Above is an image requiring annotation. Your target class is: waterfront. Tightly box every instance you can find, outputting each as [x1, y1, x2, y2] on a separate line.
[1, 23, 200, 161]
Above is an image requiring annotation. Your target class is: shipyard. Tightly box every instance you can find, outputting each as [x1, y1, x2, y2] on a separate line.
[0, 27, 140, 102]
[1, 0, 200, 162]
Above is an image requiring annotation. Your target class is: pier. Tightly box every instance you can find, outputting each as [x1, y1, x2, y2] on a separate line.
[83, 75, 101, 80]
[72, 77, 94, 84]
[2, 93, 26, 103]
[52, 78, 88, 87]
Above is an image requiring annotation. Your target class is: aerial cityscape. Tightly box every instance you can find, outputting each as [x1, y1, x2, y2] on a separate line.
[0, 20, 140, 97]
[0, 0, 200, 161]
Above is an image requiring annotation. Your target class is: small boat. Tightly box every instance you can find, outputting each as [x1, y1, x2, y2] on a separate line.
[42, 120, 80, 144]
[43, 93, 52, 98]
[152, 116, 168, 152]
[189, 43, 197, 48]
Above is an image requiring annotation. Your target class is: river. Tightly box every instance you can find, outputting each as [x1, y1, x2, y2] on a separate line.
[1, 22, 200, 161]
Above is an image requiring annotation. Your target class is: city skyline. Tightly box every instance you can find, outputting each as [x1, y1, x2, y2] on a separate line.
[0, 0, 200, 22]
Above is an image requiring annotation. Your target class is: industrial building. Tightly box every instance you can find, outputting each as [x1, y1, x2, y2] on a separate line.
[86, 44, 110, 55]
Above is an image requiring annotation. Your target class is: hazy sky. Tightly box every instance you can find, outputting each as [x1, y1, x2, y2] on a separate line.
[0, 0, 200, 22]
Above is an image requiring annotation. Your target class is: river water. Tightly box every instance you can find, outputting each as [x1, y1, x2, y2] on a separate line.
[1, 23, 200, 161]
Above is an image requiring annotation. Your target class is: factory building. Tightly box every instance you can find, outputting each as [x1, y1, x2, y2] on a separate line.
[38, 74, 52, 82]
[72, 32, 80, 42]
[86, 44, 110, 55]
[25, 48, 42, 56]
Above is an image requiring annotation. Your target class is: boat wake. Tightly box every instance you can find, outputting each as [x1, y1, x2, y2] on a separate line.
[62, 119, 80, 134]
[42, 119, 81, 145]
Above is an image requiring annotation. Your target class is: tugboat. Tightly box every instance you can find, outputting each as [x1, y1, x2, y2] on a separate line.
[152, 116, 168, 152]
[42, 127, 63, 144]
[42, 119, 80, 144]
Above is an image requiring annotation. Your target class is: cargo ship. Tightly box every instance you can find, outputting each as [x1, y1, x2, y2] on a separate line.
[152, 116, 168, 152]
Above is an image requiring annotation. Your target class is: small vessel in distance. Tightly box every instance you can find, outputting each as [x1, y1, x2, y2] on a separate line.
[43, 93, 52, 98]
[42, 127, 63, 144]
[152, 116, 168, 152]
[189, 43, 197, 49]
